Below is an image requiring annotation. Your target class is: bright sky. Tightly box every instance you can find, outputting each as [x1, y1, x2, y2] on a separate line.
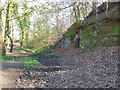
[2, 0, 120, 4]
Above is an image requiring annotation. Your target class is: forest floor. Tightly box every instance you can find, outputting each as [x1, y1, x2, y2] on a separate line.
[1, 2, 119, 89]
[1, 43, 119, 88]
[1, 43, 30, 88]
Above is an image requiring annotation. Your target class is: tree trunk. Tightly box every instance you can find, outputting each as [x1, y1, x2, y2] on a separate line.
[74, 29, 80, 48]
[25, 29, 29, 46]
[106, 0, 108, 17]
[20, 30, 24, 48]
[7, 34, 13, 52]
[2, 43, 6, 56]
[2, 2, 10, 56]
[0, 0, 2, 33]
[0, 0, 5, 56]
[74, 37, 80, 48]
[73, 5, 78, 23]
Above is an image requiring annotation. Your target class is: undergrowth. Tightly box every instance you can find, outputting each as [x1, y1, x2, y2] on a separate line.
[34, 51, 58, 58]
[22, 57, 40, 68]
[0, 56, 15, 61]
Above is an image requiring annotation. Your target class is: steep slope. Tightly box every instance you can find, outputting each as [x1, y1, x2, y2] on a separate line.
[54, 2, 120, 50]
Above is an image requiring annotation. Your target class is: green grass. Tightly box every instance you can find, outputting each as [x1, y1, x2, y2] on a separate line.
[30, 45, 59, 58]
[0, 56, 15, 61]
[14, 47, 37, 53]
[101, 37, 118, 47]
[99, 20, 120, 35]
[112, 23, 120, 33]
[21, 45, 53, 54]
[22, 57, 40, 68]
[42, 45, 53, 53]
[34, 52, 58, 58]
[98, 22, 119, 47]
[14, 48, 26, 53]
[34, 52, 46, 56]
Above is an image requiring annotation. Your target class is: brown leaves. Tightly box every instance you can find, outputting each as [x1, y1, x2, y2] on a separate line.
[15, 46, 118, 88]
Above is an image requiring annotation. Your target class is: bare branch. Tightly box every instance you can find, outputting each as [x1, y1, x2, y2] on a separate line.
[55, 2, 76, 12]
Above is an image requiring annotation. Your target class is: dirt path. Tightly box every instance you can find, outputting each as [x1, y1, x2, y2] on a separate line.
[1, 51, 28, 88]
[1, 46, 68, 88]
[1, 42, 32, 88]
[15, 46, 118, 88]
[1, 45, 119, 88]
[1, 61, 23, 88]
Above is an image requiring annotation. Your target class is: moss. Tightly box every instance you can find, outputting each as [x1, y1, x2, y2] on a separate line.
[112, 23, 120, 33]
[67, 22, 82, 32]
[54, 12, 119, 51]
[66, 22, 82, 42]
[80, 25, 98, 51]
[99, 23, 119, 36]
[68, 31, 75, 42]
[102, 37, 118, 47]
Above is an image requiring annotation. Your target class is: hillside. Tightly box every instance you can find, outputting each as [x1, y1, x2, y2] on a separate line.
[1, 1, 119, 89]
[54, 2, 120, 50]
[15, 2, 119, 88]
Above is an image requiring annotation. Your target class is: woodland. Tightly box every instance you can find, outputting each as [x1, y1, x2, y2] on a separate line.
[0, 0, 119, 88]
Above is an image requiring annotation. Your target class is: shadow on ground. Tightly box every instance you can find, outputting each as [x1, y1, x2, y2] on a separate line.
[2, 52, 69, 73]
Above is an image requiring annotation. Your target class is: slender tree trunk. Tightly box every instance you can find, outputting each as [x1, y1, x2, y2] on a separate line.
[2, 43, 6, 56]
[74, 29, 80, 48]
[2, 2, 10, 56]
[76, 5, 80, 22]
[0, 0, 2, 33]
[106, 0, 108, 17]
[7, 34, 13, 52]
[25, 29, 29, 45]
[0, 0, 5, 56]
[7, 14, 14, 52]
[20, 30, 24, 48]
[1, 6, 5, 55]
[73, 5, 78, 23]
[11, 21, 14, 43]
